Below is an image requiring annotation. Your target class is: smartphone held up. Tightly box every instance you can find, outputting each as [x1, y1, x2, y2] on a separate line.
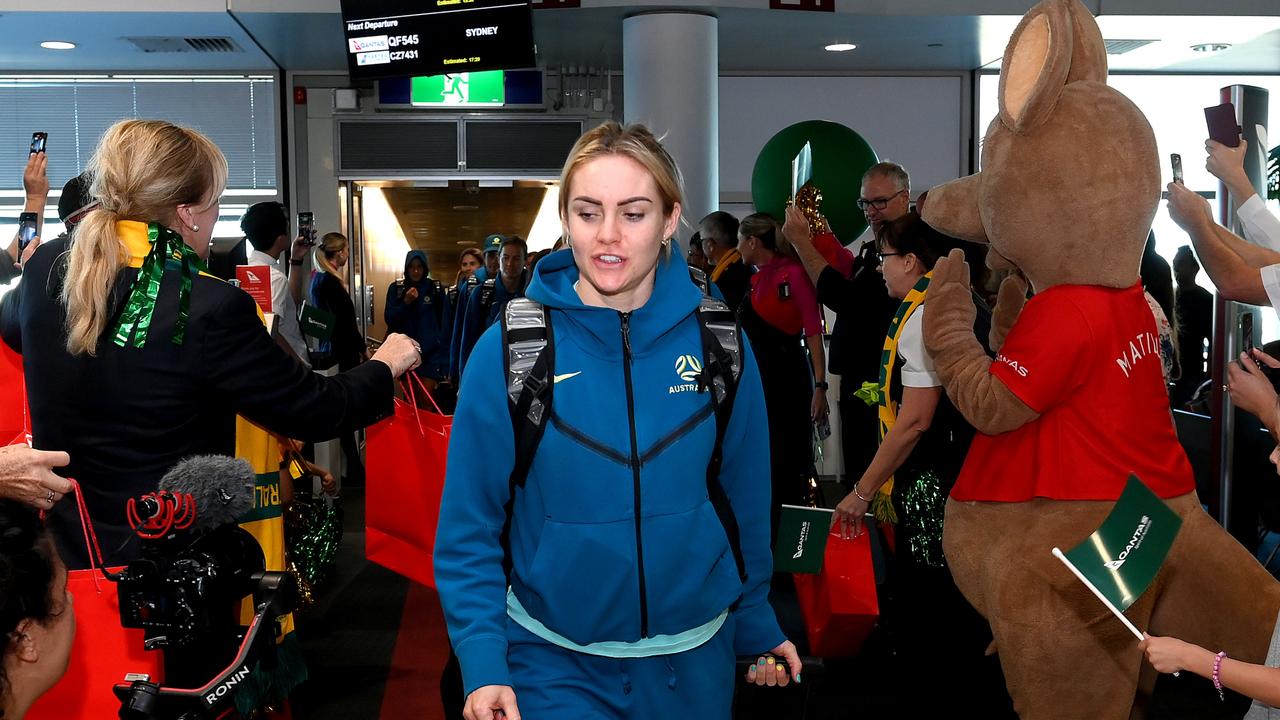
[17, 212, 38, 254]
[297, 211, 316, 245]
[29, 132, 47, 155]
[1170, 153, 1183, 185]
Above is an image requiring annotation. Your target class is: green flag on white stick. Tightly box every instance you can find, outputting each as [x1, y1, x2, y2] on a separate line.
[1052, 474, 1182, 641]
[774, 504, 834, 574]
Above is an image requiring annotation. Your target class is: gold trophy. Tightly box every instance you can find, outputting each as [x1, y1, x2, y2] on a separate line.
[786, 142, 829, 237]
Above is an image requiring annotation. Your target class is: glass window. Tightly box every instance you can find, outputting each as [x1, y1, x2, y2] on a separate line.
[0, 75, 278, 243]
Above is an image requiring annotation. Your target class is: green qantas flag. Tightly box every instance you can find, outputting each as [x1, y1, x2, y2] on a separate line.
[774, 504, 834, 574]
[1060, 474, 1182, 612]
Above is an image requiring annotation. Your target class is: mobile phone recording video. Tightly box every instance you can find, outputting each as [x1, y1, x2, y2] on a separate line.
[17, 212, 38, 254]
[298, 211, 316, 245]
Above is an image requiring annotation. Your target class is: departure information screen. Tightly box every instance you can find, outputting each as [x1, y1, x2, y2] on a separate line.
[340, 0, 535, 80]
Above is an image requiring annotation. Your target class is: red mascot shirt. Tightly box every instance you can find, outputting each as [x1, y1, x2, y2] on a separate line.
[951, 282, 1196, 502]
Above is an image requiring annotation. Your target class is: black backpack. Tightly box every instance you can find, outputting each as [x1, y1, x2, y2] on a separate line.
[498, 267, 749, 582]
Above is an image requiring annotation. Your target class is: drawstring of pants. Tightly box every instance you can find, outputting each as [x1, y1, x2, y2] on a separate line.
[616, 657, 678, 695]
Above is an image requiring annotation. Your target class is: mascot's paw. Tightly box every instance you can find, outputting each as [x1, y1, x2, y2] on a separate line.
[990, 272, 1030, 352]
[932, 248, 972, 292]
[924, 249, 978, 356]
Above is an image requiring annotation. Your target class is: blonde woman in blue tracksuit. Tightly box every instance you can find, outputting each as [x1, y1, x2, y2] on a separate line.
[435, 122, 800, 720]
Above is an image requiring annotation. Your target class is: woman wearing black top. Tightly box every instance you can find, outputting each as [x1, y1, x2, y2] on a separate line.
[309, 232, 366, 372]
[309, 230, 372, 483]
[0, 119, 421, 570]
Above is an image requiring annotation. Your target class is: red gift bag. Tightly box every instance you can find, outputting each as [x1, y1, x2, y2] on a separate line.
[0, 340, 26, 445]
[29, 481, 163, 719]
[365, 375, 451, 588]
[793, 529, 880, 658]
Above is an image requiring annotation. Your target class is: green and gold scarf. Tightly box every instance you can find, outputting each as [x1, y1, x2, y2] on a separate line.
[858, 271, 932, 524]
[111, 221, 206, 349]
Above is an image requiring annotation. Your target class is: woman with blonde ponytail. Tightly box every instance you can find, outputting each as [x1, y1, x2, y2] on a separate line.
[0, 119, 422, 572]
[308, 231, 364, 373]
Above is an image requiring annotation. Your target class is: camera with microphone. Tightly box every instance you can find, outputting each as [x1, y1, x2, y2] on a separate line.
[105, 456, 299, 720]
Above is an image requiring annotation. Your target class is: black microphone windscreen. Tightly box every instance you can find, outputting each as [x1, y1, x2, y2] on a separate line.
[158, 455, 256, 530]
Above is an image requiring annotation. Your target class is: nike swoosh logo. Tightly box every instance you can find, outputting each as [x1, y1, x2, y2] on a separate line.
[553, 372, 582, 384]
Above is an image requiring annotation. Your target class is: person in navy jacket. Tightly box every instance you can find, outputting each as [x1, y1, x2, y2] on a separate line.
[384, 249, 451, 381]
[435, 122, 799, 720]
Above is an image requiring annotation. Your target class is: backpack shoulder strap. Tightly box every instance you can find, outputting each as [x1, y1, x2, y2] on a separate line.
[502, 296, 554, 490]
[693, 294, 747, 583]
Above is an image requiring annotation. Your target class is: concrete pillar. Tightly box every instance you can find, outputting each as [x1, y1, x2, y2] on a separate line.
[623, 12, 718, 238]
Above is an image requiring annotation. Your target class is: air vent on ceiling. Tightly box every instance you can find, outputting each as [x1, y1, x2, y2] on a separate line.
[125, 37, 243, 54]
[1103, 39, 1156, 55]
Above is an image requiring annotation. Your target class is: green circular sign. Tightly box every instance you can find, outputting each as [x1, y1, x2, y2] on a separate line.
[750, 120, 878, 244]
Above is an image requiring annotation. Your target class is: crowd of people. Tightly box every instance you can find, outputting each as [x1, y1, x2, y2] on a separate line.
[0, 108, 1277, 718]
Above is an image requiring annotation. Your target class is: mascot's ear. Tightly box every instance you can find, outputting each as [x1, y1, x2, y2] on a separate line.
[921, 174, 988, 245]
[1064, 0, 1107, 84]
[998, 0, 1073, 133]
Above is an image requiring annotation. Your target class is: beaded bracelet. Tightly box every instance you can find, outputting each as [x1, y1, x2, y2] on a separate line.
[1212, 650, 1227, 702]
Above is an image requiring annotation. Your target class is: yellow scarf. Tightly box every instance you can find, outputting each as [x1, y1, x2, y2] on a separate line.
[710, 247, 743, 283]
[871, 271, 932, 524]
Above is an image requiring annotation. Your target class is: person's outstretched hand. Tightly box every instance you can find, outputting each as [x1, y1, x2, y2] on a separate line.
[464, 685, 520, 720]
[1205, 138, 1249, 187]
[371, 333, 422, 378]
[1226, 349, 1280, 429]
[1139, 634, 1212, 676]
[744, 640, 803, 686]
[782, 206, 814, 249]
[0, 445, 72, 510]
[1166, 182, 1214, 234]
[23, 151, 48, 204]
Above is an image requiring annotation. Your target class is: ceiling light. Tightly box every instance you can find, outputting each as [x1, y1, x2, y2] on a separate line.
[40, 41, 76, 50]
[1190, 43, 1232, 53]
[452, 204, 479, 211]
[825, 43, 857, 52]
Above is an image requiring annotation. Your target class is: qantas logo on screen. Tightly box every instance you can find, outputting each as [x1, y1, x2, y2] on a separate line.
[348, 36, 389, 54]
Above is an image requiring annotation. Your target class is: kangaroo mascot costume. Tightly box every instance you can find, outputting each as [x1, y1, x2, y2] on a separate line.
[921, 0, 1280, 717]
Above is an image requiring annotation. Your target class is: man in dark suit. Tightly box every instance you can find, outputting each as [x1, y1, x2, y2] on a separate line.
[787, 162, 911, 490]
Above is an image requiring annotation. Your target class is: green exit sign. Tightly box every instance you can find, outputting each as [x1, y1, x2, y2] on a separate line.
[411, 71, 505, 107]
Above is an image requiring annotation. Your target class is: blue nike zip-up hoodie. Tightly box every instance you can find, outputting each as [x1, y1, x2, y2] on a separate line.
[435, 248, 784, 695]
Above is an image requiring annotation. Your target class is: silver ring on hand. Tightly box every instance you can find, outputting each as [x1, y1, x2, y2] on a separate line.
[45, 490, 54, 504]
